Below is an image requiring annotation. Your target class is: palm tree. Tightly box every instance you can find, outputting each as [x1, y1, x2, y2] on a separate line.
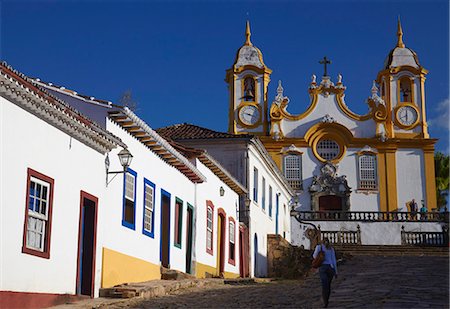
[435, 152, 449, 210]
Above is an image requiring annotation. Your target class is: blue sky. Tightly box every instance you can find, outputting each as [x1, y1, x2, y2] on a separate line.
[1, 0, 448, 153]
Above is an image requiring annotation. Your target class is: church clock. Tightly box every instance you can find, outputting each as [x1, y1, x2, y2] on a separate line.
[238, 105, 260, 126]
[395, 104, 419, 128]
[226, 21, 272, 135]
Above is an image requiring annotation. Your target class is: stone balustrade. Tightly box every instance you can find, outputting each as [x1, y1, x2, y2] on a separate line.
[292, 210, 449, 223]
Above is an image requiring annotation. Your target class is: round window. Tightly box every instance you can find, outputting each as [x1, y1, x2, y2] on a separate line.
[317, 139, 340, 161]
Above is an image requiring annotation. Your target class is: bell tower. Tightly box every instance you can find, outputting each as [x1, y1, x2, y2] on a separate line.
[226, 21, 272, 135]
[376, 18, 429, 139]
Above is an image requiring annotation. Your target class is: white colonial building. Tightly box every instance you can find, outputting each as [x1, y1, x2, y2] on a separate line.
[156, 124, 294, 277]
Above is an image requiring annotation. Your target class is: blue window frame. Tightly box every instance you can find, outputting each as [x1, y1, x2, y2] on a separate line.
[122, 168, 137, 230]
[142, 178, 156, 238]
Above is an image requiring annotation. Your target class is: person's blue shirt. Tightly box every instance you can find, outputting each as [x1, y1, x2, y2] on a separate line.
[313, 244, 338, 274]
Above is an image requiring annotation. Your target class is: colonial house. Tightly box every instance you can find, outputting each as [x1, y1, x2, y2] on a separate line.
[156, 124, 294, 277]
[0, 62, 123, 307]
[34, 82, 246, 284]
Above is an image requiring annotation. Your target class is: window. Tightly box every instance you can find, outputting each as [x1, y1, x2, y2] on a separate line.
[399, 77, 412, 102]
[122, 169, 137, 229]
[174, 198, 183, 248]
[228, 218, 236, 265]
[269, 186, 273, 217]
[143, 179, 155, 238]
[243, 77, 255, 101]
[358, 154, 378, 190]
[206, 201, 214, 255]
[262, 177, 266, 211]
[317, 139, 339, 161]
[22, 168, 54, 259]
[283, 154, 302, 191]
[253, 167, 258, 202]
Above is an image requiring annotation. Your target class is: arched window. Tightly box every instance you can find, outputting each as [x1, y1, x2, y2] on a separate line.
[243, 77, 255, 101]
[399, 77, 412, 102]
[358, 154, 377, 190]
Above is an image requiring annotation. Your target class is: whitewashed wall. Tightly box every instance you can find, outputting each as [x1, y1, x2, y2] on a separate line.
[248, 144, 291, 277]
[194, 160, 240, 275]
[100, 119, 197, 278]
[281, 91, 376, 138]
[396, 149, 426, 211]
[0, 97, 106, 295]
[291, 220, 444, 249]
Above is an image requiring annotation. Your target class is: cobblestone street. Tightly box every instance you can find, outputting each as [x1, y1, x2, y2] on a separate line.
[110, 255, 448, 309]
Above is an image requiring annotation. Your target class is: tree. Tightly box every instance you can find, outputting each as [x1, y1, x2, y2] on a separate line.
[435, 151, 449, 209]
[119, 90, 138, 112]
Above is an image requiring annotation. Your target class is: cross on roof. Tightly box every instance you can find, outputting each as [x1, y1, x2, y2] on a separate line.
[319, 56, 331, 77]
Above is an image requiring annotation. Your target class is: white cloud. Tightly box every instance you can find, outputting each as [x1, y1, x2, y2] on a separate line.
[428, 98, 449, 130]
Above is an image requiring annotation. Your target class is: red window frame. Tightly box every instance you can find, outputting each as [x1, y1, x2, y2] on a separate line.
[206, 200, 214, 255]
[22, 168, 54, 259]
[228, 217, 236, 265]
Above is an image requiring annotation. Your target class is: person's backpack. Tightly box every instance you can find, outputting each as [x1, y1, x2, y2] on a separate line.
[312, 245, 324, 268]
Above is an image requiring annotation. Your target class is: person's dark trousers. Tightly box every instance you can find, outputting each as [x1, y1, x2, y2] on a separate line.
[319, 264, 335, 307]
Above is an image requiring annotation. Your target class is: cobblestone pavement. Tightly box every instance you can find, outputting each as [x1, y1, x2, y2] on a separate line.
[110, 255, 449, 309]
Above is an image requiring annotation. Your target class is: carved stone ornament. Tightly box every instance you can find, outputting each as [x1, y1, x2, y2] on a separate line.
[321, 114, 336, 123]
[309, 162, 352, 211]
[366, 81, 388, 142]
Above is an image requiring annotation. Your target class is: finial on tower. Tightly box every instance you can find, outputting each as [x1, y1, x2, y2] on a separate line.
[397, 16, 405, 48]
[245, 20, 253, 46]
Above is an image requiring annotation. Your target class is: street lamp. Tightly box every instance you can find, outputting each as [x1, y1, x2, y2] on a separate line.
[105, 148, 133, 185]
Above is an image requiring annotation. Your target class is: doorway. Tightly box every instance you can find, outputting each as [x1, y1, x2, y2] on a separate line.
[217, 209, 226, 276]
[160, 190, 171, 268]
[185, 204, 194, 274]
[319, 195, 342, 211]
[77, 191, 98, 297]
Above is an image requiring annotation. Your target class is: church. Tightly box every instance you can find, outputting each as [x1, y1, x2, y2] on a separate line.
[227, 20, 437, 218]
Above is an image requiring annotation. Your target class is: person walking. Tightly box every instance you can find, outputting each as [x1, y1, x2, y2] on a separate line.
[312, 237, 338, 308]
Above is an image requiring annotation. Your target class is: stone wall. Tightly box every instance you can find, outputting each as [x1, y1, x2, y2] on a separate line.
[267, 234, 313, 279]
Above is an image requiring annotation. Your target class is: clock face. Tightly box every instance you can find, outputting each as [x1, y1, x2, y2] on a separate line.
[239, 105, 260, 126]
[397, 105, 418, 126]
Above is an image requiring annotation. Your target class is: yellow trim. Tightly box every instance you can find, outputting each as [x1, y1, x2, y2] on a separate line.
[101, 247, 161, 288]
[304, 122, 353, 164]
[385, 149, 398, 211]
[393, 103, 420, 129]
[420, 75, 429, 137]
[424, 149, 437, 210]
[377, 152, 388, 212]
[336, 93, 373, 121]
[195, 262, 240, 279]
[216, 215, 222, 275]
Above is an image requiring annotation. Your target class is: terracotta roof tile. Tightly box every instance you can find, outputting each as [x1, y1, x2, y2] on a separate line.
[156, 123, 252, 140]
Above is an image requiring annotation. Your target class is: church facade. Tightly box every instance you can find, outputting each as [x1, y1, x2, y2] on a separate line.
[227, 21, 437, 218]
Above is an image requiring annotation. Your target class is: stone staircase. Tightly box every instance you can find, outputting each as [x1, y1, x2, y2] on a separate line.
[335, 244, 449, 256]
[99, 267, 196, 298]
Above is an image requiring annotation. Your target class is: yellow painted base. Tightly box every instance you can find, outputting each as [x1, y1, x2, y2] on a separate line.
[195, 261, 240, 279]
[101, 247, 161, 288]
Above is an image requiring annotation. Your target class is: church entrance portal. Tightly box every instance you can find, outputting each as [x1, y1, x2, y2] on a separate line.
[319, 195, 342, 211]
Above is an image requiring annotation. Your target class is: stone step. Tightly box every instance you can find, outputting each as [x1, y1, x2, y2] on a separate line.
[160, 267, 196, 280]
[335, 245, 449, 256]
